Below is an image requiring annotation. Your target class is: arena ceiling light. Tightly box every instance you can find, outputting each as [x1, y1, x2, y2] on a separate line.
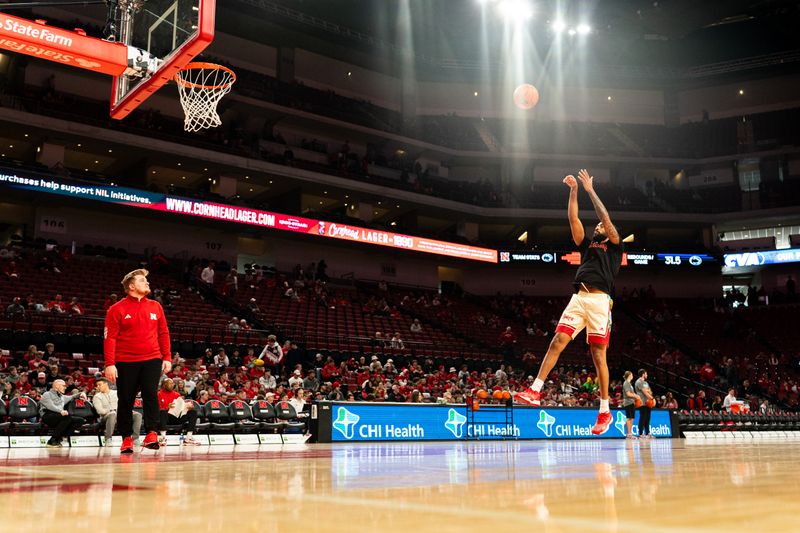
[550, 19, 567, 33]
[496, 0, 534, 21]
[576, 24, 592, 35]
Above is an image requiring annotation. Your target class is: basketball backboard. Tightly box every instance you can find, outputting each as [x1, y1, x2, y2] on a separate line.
[110, 0, 215, 120]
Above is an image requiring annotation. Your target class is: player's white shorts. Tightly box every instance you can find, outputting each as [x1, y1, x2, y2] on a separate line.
[555, 291, 613, 345]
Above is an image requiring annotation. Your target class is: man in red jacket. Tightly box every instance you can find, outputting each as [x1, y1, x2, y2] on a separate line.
[104, 269, 172, 453]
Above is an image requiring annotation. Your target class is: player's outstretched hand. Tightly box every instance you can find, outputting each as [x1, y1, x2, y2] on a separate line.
[563, 175, 578, 189]
[577, 169, 594, 192]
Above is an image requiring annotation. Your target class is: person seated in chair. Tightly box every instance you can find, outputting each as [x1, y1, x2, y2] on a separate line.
[157, 379, 201, 446]
[93, 378, 141, 446]
[39, 379, 84, 447]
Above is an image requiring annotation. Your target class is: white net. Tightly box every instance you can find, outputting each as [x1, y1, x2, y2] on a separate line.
[174, 63, 236, 133]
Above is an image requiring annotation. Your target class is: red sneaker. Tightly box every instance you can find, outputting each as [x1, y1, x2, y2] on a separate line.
[514, 388, 541, 406]
[142, 431, 160, 450]
[591, 411, 613, 435]
[120, 436, 134, 454]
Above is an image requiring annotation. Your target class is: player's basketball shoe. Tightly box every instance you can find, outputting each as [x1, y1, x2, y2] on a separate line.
[515, 388, 541, 406]
[120, 436, 134, 454]
[142, 431, 160, 450]
[591, 411, 613, 435]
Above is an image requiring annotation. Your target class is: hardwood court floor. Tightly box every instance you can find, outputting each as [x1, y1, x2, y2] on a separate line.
[0, 439, 797, 532]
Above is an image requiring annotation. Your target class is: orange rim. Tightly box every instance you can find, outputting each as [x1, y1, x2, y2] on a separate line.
[174, 62, 236, 90]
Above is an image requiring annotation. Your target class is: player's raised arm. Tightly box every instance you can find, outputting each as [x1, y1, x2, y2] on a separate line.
[563, 175, 584, 247]
[577, 169, 620, 245]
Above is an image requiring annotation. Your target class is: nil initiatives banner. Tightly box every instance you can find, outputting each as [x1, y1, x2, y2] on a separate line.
[0, 171, 496, 263]
[327, 403, 673, 442]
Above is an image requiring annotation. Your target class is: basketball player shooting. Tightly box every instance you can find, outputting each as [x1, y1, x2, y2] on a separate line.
[516, 169, 623, 436]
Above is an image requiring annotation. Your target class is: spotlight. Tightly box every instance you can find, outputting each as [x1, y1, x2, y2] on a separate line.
[738, 89, 745, 95]
[497, 0, 533, 21]
[568, 28, 577, 36]
[551, 19, 567, 33]
[576, 24, 591, 35]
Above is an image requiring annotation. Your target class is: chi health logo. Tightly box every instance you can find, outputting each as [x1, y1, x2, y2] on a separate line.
[444, 408, 466, 438]
[615, 412, 627, 435]
[537, 410, 556, 437]
[332, 407, 360, 440]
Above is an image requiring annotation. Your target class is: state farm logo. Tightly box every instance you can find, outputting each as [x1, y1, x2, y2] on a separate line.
[277, 218, 308, 230]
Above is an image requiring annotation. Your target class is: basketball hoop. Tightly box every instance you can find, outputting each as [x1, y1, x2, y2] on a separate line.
[174, 62, 236, 133]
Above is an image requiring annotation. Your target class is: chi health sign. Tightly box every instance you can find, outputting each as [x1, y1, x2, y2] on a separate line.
[328, 404, 672, 442]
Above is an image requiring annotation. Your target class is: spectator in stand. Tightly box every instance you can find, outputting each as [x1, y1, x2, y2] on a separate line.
[213, 349, 229, 369]
[288, 369, 304, 389]
[3, 260, 19, 280]
[39, 379, 84, 447]
[4, 366, 20, 385]
[227, 317, 240, 332]
[327, 381, 344, 401]
[200, 262, 215, 286]
[711, 394, 723, 411]
[759, 399, 770, 414]
[410, 318, 422, 333]
[321, 357, 339, 381]
[369, 356, 383, 373]
[68, 296, 85, 315]
[621, 371, 638, 438]
[725, 359, 738, 388]
[700, 362, 716, 383]
[1, 382, 15, 403]
[258, 335, 283, 367]
[33, 371, 49, 394]
[373, 331, 386, 348]
[48, 294, 67, 314]
[663, 392, 678, 409]
[723, 389, 737, 412]
[103, 293, 118, 310]
[6, 297, 25, 318]
[214, 373, 231, 396]
[238, 319, 250, 331]
[696, 390, 706, 410]
[93, 377, 142, 445]
[383, 358, 397, 375]
[499, 326, 517, 359]
[247, 298, 261, 316]
[24, 293, 46, 313]
[391, 332, 404, 350]
[259, 368, 277, 391]
[303, 370, 319, 392]
[223, 267, 238, 297]
[157, 378, 201, 445]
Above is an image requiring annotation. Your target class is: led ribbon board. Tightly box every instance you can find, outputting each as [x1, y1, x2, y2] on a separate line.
[0, 171, 497, 263]
[724, 249, 800, 269]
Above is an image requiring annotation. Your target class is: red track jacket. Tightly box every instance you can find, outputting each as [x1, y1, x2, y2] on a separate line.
[104, 295, 171, 367]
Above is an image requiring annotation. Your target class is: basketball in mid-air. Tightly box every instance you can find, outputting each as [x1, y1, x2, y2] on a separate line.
[253, 359, 265, 367]
[513, 83, 540, 110]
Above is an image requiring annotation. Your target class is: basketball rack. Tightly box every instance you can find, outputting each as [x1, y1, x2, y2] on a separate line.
[464, 396, 517, 441]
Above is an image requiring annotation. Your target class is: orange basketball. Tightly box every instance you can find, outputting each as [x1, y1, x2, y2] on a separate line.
[493, 390, 504, 400]
[472, 400, 481, 411]
[646, 398, 656, 408]
[635, 397, 642, 408]
[476, 389, 488, 399]
[513, 83, 540, 110]
[502, 391, 511, 400]
[253, 359, 264, 367]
